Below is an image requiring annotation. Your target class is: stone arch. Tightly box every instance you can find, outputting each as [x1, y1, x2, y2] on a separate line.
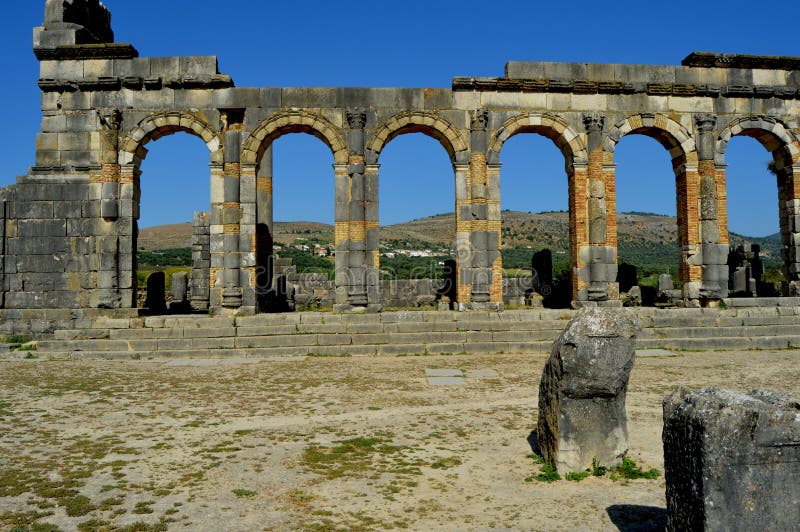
[241, 110, 348, 166]
[487, 112, 588, 167]
[366, 111, 468, 164]
[119, 112, 222, 167]
[715, 115, 800, 167]
[604, 113, 696, 167]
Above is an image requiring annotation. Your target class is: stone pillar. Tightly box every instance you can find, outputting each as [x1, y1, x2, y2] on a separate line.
[364, 161, 381, 309]
[778, 160, 800, 295]
[570, 161, 590, 303]
[94, 109, 124, 309]
[253, 146, 273, 311]
[583, 112, 618, 304]
[220, 125, 243, 311]
[487, 162, 503, 305]
[695, 114, 728, 303]
[335, 110, 371, 312]
[209, 163, 225, 309]
[663, 387, 800, 531]
[677, 158, 703, 305]
[190, 211, 210, 311]
[454, 161, 472, 307]
[467, 109, 497, 308]
[0, 200, 5, 308]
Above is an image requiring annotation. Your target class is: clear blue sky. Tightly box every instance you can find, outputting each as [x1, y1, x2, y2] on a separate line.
[1, 1, 797, 237]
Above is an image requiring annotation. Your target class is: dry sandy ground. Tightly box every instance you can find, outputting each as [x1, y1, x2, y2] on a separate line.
[1, 349, 798, 532]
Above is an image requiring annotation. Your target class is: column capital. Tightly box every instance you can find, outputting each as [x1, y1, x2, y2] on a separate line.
[470, 109, 488, 131]
[98, 108, 122, 131]
[694, 113, 717, 133]
[582, 112, 605, 133]
[346, 109, 367, 130]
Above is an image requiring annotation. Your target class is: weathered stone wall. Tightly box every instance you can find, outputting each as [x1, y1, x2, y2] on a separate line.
[2, 2, 799, 314]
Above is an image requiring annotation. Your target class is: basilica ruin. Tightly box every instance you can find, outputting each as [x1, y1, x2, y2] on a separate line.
[3, 0, 800, 319]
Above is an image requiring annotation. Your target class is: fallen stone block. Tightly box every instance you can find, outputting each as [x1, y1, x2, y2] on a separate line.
[663, 387, 800, 532]
[537, 307, 640, 473]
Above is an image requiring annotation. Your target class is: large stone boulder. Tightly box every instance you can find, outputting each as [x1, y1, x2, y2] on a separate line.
[663, 387, 800, 532]
[537, 308, 640, 473]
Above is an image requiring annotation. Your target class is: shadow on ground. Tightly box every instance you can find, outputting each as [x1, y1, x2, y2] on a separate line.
[607, 504, 666, 531]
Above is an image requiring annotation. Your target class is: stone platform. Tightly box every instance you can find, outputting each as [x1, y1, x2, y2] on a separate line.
[4, 305, 798, 360]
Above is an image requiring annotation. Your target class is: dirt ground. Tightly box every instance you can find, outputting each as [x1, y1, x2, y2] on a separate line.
[1, 349, 798, 532]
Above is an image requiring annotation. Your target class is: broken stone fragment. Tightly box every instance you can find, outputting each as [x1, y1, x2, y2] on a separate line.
[537, 307, 640, 473]
[663, 387, 800, 532]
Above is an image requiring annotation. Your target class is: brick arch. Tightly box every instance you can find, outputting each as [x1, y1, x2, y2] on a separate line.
[119, 112, 222, 167]
[487, 112, 588, 167]
[715, 115, 800, 166]
[604, 114, 697, 167]
[241, 110, 348, 166]
[366, 111, 468, 164]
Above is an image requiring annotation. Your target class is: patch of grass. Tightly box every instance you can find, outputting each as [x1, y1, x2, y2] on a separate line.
[4, 335, 31, 344]
[611, 458, 661, 480]
[132, 501, 155, 514]
[232, 489, 257, 498]
[534, 464, 561, 483]
[64, 495, 95, 517]
[306, 353, 352, 358]
[591, 457, 607, 477]
[430, 456, 462, 470]
[367, 406, 382, 411]
[565, 471, 589, 482]
[526, 452, 545, 465]
[116, 522, 167, 532]
[78, 519, 111, 531]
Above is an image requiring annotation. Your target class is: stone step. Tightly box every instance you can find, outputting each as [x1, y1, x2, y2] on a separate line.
[640, 324, 800, 339]
[33, 334, 800, 361]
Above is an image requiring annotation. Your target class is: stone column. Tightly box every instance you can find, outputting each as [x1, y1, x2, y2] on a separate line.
[94, 109, 124, 308]
[190, 211, 210, 311]
[778, 160, 800, 295]
[695, 113, 728, 302]
[582, 112, 617, 304]
[454, 160, 472, 307]
[487, 162, 503, 305]
[364, 161, 381, 309]
[335, 110, 370, 312]
[677, 159, 703, 306]
[219, 122, 243, 311]
[467, 109, 495, 308]
[253, 146, 273, 311]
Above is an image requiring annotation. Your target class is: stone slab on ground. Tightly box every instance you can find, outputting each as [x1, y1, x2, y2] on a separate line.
[427, 376, 466, 386]
[636, 349, 677, 357]
[425, 368, 464, 377]
[163, 358, 262, 367]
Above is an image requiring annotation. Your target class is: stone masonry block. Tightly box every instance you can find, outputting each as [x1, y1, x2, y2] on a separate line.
[538, 308, 640, 473]
[663, 387, 800, 532]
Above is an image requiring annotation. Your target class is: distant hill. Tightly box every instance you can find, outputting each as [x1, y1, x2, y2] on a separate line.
[137, 212, 784, 272]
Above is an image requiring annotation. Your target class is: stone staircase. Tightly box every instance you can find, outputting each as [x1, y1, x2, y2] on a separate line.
[23, 305, 800, 360]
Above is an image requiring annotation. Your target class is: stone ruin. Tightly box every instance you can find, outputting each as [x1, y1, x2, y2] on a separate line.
[0, 0, 799, 320]
[663, 387, 800, 531]
[537, 307, 640, 472]
[728, 243, 767, 297]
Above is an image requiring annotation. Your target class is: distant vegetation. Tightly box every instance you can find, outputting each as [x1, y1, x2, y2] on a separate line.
[136, 211, 786, 283]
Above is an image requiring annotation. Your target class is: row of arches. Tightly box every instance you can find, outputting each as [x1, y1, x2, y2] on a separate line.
[120, 110, 798, 172]
[119, 108, 800, 311]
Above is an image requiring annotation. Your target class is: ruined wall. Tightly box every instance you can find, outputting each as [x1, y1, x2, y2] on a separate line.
[2, 2, 799, 314]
